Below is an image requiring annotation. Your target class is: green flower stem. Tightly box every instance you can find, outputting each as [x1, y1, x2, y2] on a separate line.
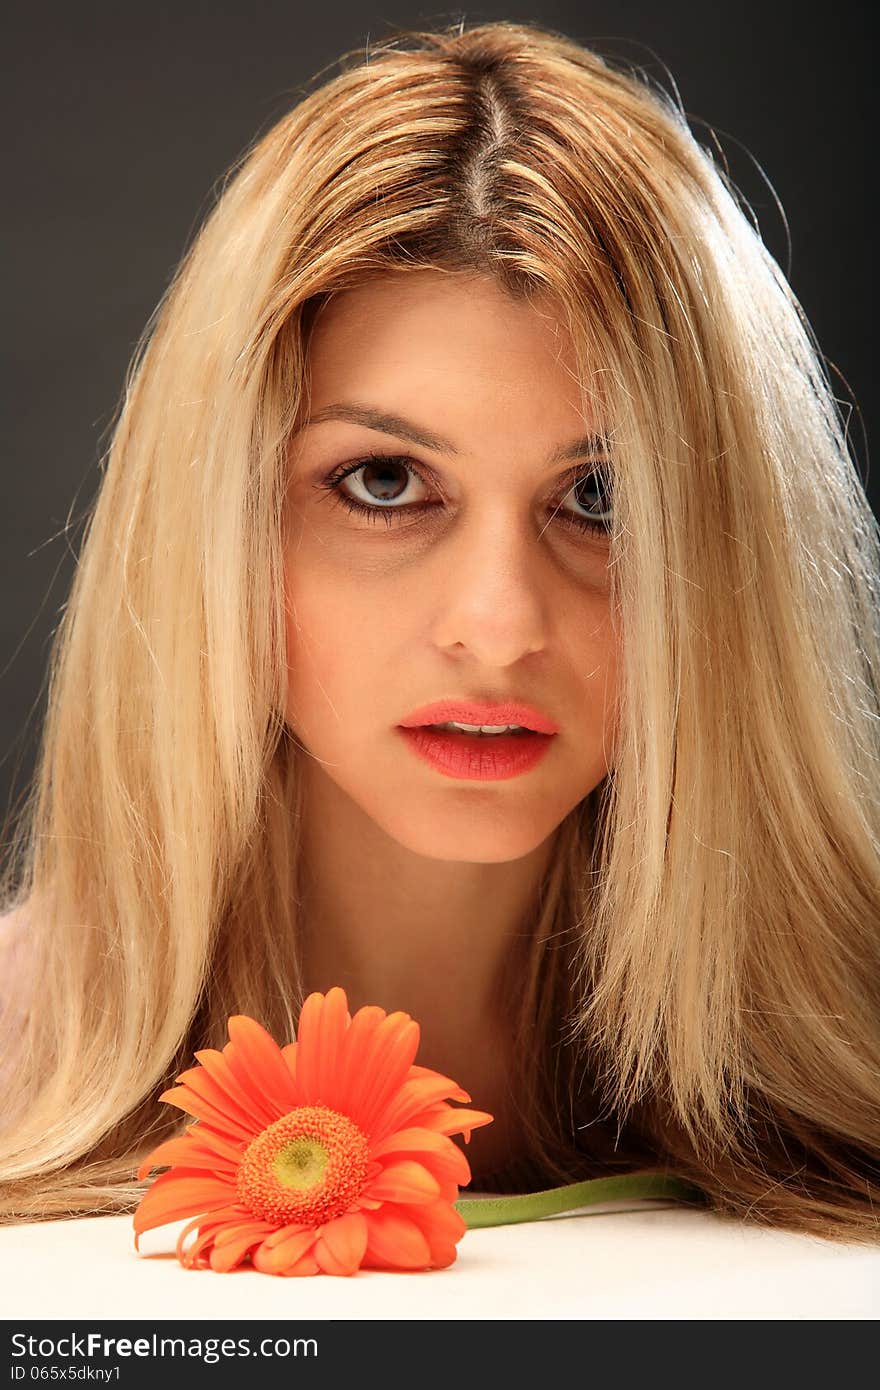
[454, 1172, 706, 1229]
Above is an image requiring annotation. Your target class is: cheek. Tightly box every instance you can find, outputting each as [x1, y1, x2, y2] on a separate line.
[595, 622, 621, 756]
[596, 617, 619, 691]
[282, 550, 399, 735]
[283, 561, 345, 711]
[569, 604, 620, 750]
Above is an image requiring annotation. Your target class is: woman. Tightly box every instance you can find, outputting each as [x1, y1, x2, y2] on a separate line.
[1, 19, 878, 1242]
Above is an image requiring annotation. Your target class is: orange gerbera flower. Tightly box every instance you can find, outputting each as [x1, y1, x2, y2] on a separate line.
[133, 989, 493, 1276]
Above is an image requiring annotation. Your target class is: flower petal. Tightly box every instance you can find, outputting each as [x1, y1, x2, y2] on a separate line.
[400, 1197, 468, 1248]
[261, 1222, 313, 1250]
[193, 1047, 281, 1131]
[365, 1158, 442, 1205]
[174, 1205, 251, 1268]
[212, 1214, 277, 1248]
[281, 1040, 298, 1084]
[338, 1013, 422, 1136]
[208, 1221, 276, 1273]
[409, 1104, 495, 1143]
[223, 1015, 300, 1117]
[182, 1124, 250, 1167]
[180, 1223, 219, 1270]
[313, 1212, 368, 1276]
[157, 1083, 255, 1144]
[380, 1155, 465, 1205]
[174, 1213, 209, 1265]
[369, 1126, 473, 1186]
[136, 1135, 220, 1182]
[394, 1199, 468, 1269]
[253, 1227, 317, 1276]
[136, 1127, 243, 1182]
[408, 1063, 473, 1096]
[132, 1170, 236, 1245]
[318, 1002, 385, 1113]
[174, 1063, 268, 1132]
[292, 988, 350, 1107]
[368, 1074, 475, 1145]
[362, 1207, 432, 1270]
[282, 1251, 321, 1277]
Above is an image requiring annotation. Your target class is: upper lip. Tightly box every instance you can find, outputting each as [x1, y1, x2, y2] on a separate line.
[398, 699, 560, 735]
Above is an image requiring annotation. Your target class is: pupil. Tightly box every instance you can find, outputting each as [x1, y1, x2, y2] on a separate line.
[574, 474, 609, 516]
[363, 461, 407, 501]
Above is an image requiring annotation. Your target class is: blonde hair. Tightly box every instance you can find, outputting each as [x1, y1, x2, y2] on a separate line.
[2, 19, 878, 1242]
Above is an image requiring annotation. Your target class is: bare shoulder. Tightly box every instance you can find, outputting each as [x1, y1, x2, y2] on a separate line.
[0, 902, 29, 936]
[0, 903, 34, 1055]
[1, 905, 19, 933]
[0, 902, 32, 974]
[0, 904, 33, 1118]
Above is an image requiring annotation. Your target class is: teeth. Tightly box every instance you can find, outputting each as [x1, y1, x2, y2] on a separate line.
[430, 721, 526, 735]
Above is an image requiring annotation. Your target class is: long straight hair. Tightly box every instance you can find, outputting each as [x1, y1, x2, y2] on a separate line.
[2, 19, 878, 1241]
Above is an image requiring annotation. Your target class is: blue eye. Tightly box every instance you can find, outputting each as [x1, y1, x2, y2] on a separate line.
[316, 451, 613, 538]
[558, 470, 614, 534]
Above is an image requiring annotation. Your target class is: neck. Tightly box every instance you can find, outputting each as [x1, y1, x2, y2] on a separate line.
[295, 761, 558, 1080]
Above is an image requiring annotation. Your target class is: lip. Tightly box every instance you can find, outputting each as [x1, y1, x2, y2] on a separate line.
[398, 699, 560, 735]
[398, 725, 554, 781]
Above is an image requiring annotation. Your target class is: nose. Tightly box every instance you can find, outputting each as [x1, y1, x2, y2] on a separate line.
[429, 505, 548, 666]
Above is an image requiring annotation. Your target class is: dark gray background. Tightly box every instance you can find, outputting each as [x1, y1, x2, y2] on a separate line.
[3, 2, 874, 822]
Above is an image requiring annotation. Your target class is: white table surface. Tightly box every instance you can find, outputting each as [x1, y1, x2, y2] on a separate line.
[1, 1199, 877, 1320]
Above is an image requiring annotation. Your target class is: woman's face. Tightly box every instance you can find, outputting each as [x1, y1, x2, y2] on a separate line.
[283, 269, 618, 863]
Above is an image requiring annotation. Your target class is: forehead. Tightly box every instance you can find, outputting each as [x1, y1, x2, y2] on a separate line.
[304, 270, 585, 406]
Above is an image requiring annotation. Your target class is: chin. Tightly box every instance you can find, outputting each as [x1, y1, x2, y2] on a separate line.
[380, 810, 559, 864]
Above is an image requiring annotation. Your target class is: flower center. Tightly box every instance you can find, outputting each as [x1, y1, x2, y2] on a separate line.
[273, 1137, 328, 1189]
[236, 1105, 370, 1225]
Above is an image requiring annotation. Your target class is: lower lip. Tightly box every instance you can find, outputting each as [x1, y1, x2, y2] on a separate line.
[397, 727, 555, 781]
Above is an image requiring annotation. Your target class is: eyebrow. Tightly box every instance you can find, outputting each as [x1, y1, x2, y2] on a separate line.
[301, 403, 611, 463]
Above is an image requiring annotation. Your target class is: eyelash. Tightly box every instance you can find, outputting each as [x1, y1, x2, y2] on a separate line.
[316, 451, 613, 539]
